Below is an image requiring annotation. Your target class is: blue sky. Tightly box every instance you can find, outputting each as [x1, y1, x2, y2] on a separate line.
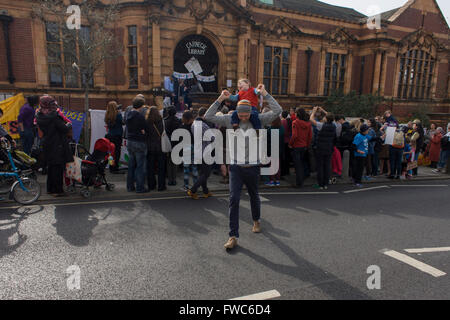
[321, 0, 450, 26]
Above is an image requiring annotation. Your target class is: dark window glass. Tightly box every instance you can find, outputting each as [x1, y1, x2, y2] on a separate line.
[325, 67, 330, 80]
[129, 68, 138, 88]
[281, 79, 288, 94]
[332, 63, 338, 81]
[264, 62, 271, 77]
[49, 65, 63, 87]
[340, 55, 346, 67]
[340, 68, 346, 82]
[129, 47, 138, 65]
[274, 47, 281, 56]
[47, 43, 61, 63]
[264, 47, 272, 60]
[263, 78, 271, 92]
[273, 57, 280, 77]
[282, 48, 289, 62]
[282, 64, 289, 78]
[325, 53, 331, 66]
[272, 79, 279, 95]
[324, 82, 329, 96]
[46, 23, 60, 42]
[128, 26, 137, 45]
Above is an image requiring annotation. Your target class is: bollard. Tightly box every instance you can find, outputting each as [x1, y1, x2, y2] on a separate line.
[342, 150, 350, 181]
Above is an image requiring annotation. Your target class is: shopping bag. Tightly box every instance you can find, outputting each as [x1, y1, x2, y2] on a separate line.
[66, 144, 82, 183]
[407, 161, 418, 171]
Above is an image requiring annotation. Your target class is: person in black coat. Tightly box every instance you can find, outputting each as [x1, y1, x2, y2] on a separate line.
[164, 106, 181, 185]
[310, 107, 336, 190]
[35, 96, 73, 196]
[146, 106, 166, 191]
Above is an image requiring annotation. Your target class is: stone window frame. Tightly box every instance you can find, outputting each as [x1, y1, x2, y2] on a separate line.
[45, 22, 93, 89]
[397, 48, 435, 100]
[263, 45, 290, 95]
[127, 25, 139, 89]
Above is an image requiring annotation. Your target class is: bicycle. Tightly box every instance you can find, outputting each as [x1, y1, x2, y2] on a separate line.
[0, 139, 41, 205]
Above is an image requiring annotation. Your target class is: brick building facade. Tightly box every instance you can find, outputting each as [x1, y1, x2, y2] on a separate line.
[0, 0, 449, 123]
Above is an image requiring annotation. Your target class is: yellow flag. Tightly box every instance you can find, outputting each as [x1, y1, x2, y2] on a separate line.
[0, 93, 26, 139]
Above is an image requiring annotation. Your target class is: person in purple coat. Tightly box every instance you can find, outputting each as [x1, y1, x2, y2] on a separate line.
[18, 95, 39, 155]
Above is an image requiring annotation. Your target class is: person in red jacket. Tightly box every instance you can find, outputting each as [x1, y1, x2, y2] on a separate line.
[289, 108, 312, 187]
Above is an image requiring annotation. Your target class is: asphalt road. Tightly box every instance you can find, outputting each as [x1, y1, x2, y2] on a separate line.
[0, 179, 449, 300]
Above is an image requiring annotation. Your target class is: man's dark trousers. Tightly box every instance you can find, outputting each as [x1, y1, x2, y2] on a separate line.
[191, 163, 212, 194]
[292, 147, 306, 187]
[229, 165, 261, 238]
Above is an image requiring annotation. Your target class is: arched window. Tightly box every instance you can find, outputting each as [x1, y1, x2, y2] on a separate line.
[397, 49, 435, 99]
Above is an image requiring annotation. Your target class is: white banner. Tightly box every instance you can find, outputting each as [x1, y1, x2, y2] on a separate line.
[173, 72, 194, 80]
[89, 109, 128, 164]
[196, 74, 216, 83]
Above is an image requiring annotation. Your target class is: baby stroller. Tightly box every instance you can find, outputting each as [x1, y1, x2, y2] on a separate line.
[67, 138, 116, 198]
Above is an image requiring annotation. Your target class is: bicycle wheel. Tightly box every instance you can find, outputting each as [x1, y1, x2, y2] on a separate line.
[0, 176, 14, 194]
[12, 177, 41, 205]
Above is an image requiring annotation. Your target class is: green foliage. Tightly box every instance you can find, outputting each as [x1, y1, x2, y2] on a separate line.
[324, 90, 383, 119]
[409, 104, 431, 128]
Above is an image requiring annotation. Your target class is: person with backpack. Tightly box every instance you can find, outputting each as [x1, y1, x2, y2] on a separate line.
[388, 125, 405, 180]
[310, 108, 336, 190]
[433, 123, 450, 173]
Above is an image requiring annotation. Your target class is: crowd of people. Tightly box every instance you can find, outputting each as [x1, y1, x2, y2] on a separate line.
[1, 84, 450, 201]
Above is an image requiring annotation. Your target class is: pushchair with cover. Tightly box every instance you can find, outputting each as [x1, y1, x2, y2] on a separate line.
[67, 138, 116, 198]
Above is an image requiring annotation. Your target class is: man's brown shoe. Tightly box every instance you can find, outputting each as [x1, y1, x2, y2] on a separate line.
[187, 189, 199, 200]
[203, 192, 213, 199]
[252, 221, 261, 233]
[224, 237, 237, 249]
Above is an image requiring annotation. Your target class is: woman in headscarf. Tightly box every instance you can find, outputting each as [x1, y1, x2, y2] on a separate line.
[35, 96, 73, 196]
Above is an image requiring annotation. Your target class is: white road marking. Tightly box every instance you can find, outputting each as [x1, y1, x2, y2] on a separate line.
[405, 247, 450, 254]
[390, 185, 448, 187]
[230, 290, 281, 300]
[343, 186, 389, 193]
[382, 249, 447, 277]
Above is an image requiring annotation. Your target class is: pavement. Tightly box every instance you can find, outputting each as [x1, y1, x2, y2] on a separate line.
[0, 179, 449, 299]
[23, 164, 450, 204]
